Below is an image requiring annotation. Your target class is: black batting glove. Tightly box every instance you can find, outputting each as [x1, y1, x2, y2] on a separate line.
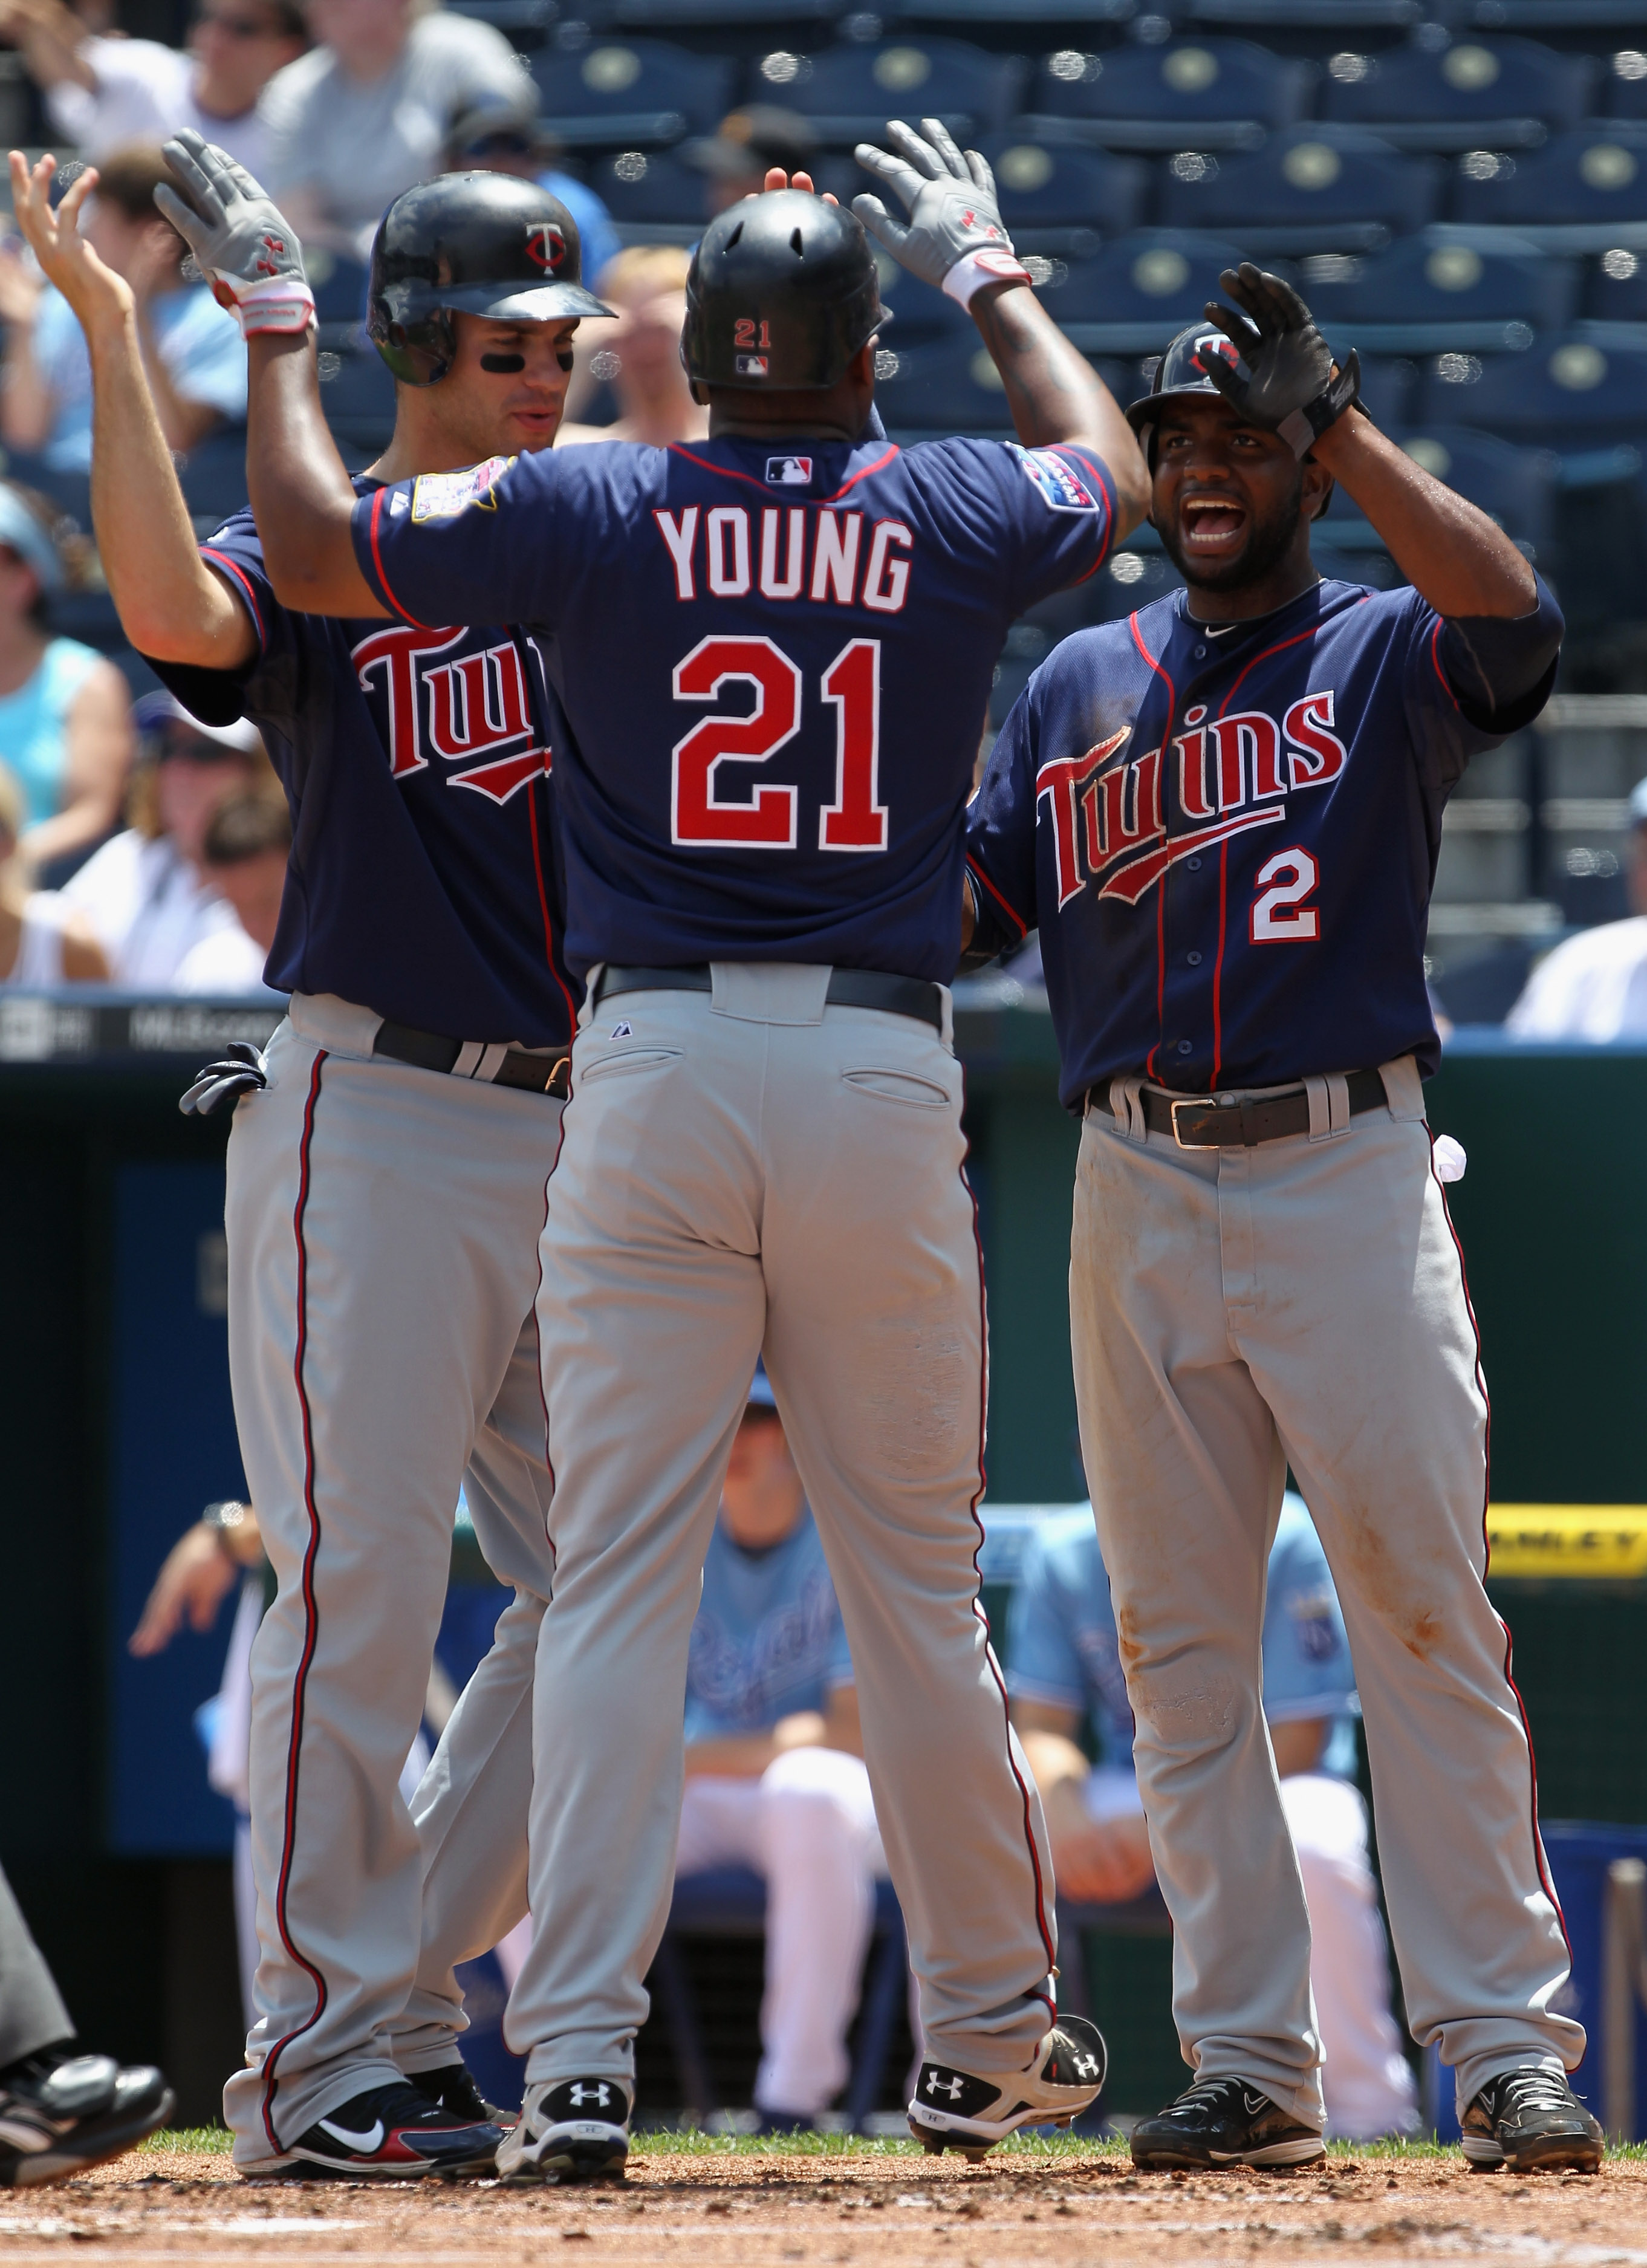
[1197, 262, 1360, 458]
[180, 1041, 270, 1117]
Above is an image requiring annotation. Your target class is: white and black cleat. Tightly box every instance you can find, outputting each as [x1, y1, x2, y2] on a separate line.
[498, 2077, 631, 2185]
[907, 2015, 1107, 2160]
[279, 2081, 504, 2179]
[1129, 2076, 1325, 2170]
[0, 2049, 174, 2187]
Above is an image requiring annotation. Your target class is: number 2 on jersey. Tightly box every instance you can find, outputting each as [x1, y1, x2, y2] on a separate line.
[671, 633, 888, 853]
[1250, 845, 1321, 942]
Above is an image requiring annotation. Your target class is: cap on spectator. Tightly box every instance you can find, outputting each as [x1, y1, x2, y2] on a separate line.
[746, 1359, 778, 1413]
[133, 689, 264, 759]
[1630, 775, 1647, 831]
[203, 788, 291, 866]
[683, 106, 817, 184]
[0, 485, 66, 597]
[446, 90, 548, 166]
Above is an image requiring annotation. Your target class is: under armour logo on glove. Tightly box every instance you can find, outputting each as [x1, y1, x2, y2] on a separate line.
[853, 119, 1030, 309]
[179, 1041, 269, 1117]
[926, 2072, 966, 2100]
[1073, 2052, 1101, 2079]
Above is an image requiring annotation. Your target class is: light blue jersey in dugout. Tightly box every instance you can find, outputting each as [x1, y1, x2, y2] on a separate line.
[1005, 1496, 1359, 1779]
[684, 1506, 854, 1744]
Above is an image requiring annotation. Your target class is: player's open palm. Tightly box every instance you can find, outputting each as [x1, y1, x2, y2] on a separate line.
[7, 152, 132, 337]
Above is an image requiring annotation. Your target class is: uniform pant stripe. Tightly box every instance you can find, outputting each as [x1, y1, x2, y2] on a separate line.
[259, 1050, 333, 2153]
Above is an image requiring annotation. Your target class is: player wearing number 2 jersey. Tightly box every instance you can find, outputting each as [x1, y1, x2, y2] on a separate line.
[966, 276, 1601, 2175]
[235, 128, 1151, 2180]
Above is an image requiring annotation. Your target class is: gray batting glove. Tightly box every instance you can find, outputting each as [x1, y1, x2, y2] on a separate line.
[1198, 262, 1360, 458]
[853, 117, 1031, 307]
[155, 128, 313, 336]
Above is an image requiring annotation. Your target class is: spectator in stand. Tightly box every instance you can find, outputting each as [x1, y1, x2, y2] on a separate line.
[175, 785, 289, 993]
[1507, 779, 1647, 1042]
[0, 143, 245, 469]
[677, 1366, 885, 2133]
[444, 92, 619, 295]
[683, 105, 818, 217]
[1009, 1501, 1419, 2142]
[0, 0, 306, 172]
[0, 758, 107, 982]
[62, 690, 271, 986]
[258, 0, 530, 256]
[557, 244, 706, 450]
[0, 483, 129, 874]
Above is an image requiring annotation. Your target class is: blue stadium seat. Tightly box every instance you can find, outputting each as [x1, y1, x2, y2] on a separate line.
[892, 0, 1137, 22]
[1441, 1, 1647, 31]
[1343, 353, 1419, 427]
[1317, 36, 1593, 153]
[1584, 242, 1647, 320]
[1299, 237, 1579, 353]
[1322, 424, 1558, 556]
[1029, 231, 1248, 352]
[530, 37, 736, 148]
[1019, 38, 1311, 154]
[1414, 331, 1647, 450]
[1157, 125, 1442, 254]
[317, 343, 397, 453]
[873, 333, 1016, 431]
[869, 249, 976, 342]
[1183, 0, 1427, 24]
[586, 146, 706, 231]
[612, 0, 842, 25]
[177, 431, 252, 527]
[750, 36, 1022, 146]
[445, 0, 556, 45]
[306, 250, 371, 327]
[1601, 45, 1647, 119]
[1448, 127, 1647, 249]
[975, 135, 1147, 245]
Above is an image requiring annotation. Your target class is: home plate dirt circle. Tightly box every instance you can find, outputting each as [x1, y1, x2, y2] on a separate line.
[1, 2142, 1643, 2264]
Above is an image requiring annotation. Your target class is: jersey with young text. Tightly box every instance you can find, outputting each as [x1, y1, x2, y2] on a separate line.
[148, 480, 579, 1047]
[351, 434, 1116, 981]
[966, 575, 1562, 1102]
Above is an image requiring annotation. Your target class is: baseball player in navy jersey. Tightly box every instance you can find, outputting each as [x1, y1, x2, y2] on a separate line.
[966, 267, 1602, 2175]
[215, 119, 1153, 2180]
[9, 143, 616, 2179]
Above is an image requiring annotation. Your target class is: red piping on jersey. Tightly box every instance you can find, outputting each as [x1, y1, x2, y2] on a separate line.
[1127, 612, 1176, 1081]
[368, 489, 436, 630]
[1429, 1134, 1572, 1965]
[1429, 617, 1466, 713]
[1053, 447, 1117, 588]
[1212, 839, 1229, 1086]
[259, 1050, 331, 2154]
[525, 776, 577, 1035]
[967, 852, 1028, 944]
[667, 440, 900, 504]
[958, 1090, 1058, 2006]
[201, 547, 267, 649]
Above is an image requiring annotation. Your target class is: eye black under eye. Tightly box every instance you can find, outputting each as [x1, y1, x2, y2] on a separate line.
[480, 352, 526, 374]
[556, 349, 574, 372]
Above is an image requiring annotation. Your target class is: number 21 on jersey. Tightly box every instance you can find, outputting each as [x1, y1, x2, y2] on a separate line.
[671, 633, 888, 853]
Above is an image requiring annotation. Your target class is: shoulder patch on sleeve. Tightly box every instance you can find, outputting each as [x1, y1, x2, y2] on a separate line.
[410, 455, 516, 523]
[1007, 443, 1103, 514]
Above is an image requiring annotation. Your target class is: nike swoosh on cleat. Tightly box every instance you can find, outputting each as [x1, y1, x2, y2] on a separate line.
[317, 2118, 386, 2153]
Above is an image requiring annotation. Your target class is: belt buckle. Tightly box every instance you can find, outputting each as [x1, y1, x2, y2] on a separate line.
[1169, 1097, 1209, 1149]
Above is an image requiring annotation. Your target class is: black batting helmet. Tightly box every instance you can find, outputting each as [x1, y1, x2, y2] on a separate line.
[368, 172, 615, 388]
[1125, 322, 1244, 447]
[681, 189, 886, 401]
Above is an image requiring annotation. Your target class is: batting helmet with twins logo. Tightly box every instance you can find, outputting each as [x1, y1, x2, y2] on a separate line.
[367, 171, 616, 387]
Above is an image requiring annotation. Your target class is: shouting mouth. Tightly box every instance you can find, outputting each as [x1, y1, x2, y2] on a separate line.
[1178, 492, 1248, 555]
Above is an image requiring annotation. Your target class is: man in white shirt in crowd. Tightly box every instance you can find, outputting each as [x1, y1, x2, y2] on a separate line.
[0, 143, 245, 469]
[1507, 779, 1647, 1042]
[0, 0, 305, 172]
[175, 786, 289, 993]
[258, 0, 531, 256]
[63, 691, 268, 986]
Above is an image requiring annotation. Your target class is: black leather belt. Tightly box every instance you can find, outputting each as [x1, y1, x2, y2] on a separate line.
[593, 963, 945, 1035]
[374, 1018, 570, 1097]
[1088, 1067, 1388, 1148]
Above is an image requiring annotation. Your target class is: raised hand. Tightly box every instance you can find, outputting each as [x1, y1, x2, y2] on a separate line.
[852, 117, 1028, 304]
[7, 151, 130, 336]
[1197, 261, 1360, 458]
[155, 128, 313, 336]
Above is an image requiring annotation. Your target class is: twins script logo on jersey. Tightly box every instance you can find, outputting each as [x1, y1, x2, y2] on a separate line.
[352, 623, 550, 805]
[1036, 691, 1348, 911]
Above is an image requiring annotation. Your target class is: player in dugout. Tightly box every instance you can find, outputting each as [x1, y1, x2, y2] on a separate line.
[964, 271, 1600, 2174]
[7, 147, 612, 2178]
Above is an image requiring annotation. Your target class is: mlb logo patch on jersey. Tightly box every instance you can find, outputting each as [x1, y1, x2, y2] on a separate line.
[411, 455, 516, 524]
[1009, 444, 1102, 515]
[767, 455, 813, 486]
[735, 353, 770, 378]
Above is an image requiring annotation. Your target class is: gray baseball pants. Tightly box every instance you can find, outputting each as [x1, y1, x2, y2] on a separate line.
[1070, 1055, 1583, 2130]
[506, 963, 1060, 2090]
[0, 1863, 73, 2069]
[220, 992, 562, 2166]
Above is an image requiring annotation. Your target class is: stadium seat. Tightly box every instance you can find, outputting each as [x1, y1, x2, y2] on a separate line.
[1601, 45, 1647, 119]
[529, 37, 736, 148]
[872, 333, 1017, 431]
[1441, 0, 1647, 30]
[891, 0, 1137, 22]
[1584, 242, 1647, 322]
[611, 0, 843, 25]
[750, 36, 1022, 147]
[176, 430, 252, 527]
[1028, 232, 1248, 352]
[1182, 0, 1428, 24]
[1019, 38, 1311, 154]
[444, 0, 556, 44]
[1299, 238, 1579, 353]
[1447, 126, 1647, 249]
[317, 343, 398, 453]
[869, 248, 975, 341]
[1317, 36, 1593, 152]
[1157, 125, 1442, 254]
[586, 146, 706, 232]
[1414, 331, 1647, 452]
[1323, 424, 1558, 556]
[975, 135, 1147, 246]
[305, 250, 371, 328]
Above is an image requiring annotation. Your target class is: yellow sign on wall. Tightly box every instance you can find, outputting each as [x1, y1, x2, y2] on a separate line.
[1486, 1507, 1647, 1579]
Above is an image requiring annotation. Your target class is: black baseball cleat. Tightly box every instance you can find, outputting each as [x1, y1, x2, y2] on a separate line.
[409, 2062, 512, 2127]
[281, 2081, 505, 2178]
[0, 2046, 174, 2186]
[1460, 2068, 1603, 2174]
[1129, 2076, 1325, 2170]
[498, 2077, 631, 2183]
[907, 2015, 1107, 2160]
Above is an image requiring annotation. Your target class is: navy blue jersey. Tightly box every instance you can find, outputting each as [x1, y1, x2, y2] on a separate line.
[149, 479, 579, 1047]
[966, 576, 1562, 1101]
[351, 435, 1116, 981]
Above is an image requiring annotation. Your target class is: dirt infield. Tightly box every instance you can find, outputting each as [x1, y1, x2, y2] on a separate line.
[1, 2138, 1644, 2266]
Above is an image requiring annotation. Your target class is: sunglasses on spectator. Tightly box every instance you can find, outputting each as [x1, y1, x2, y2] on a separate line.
[157, 730, 252, 764]
[461, 131, 538, 158]
[194, 7, 286, 36]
